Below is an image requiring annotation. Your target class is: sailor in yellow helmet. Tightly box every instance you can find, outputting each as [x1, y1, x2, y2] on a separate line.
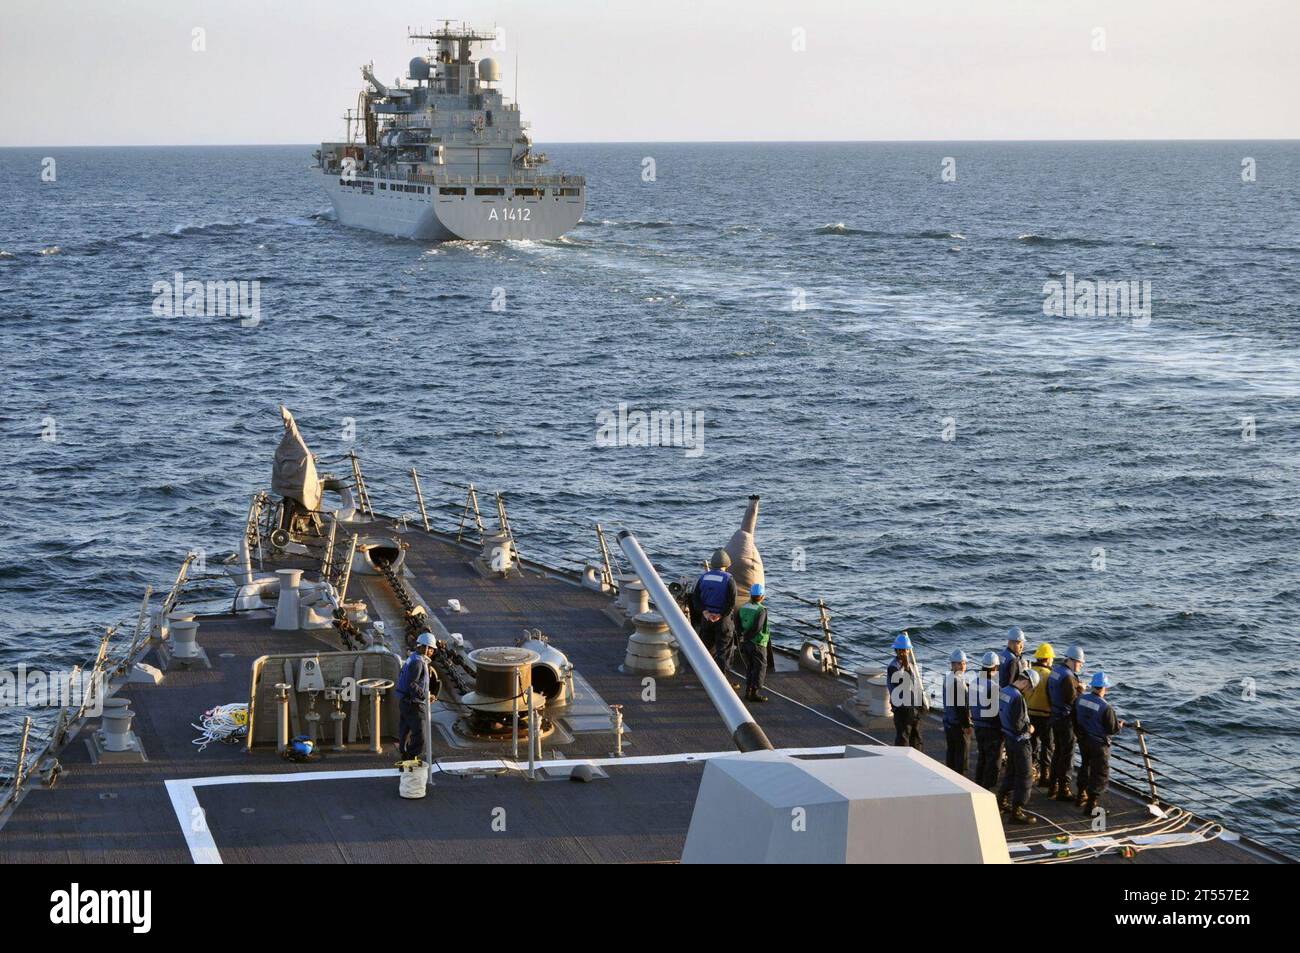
[1027, 642, 1055, 787]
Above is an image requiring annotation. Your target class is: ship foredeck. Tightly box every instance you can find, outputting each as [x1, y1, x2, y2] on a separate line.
[0, 522, 1284, 865]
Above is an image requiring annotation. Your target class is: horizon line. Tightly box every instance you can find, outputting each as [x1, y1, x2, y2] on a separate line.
[2, 136, 1300, 150]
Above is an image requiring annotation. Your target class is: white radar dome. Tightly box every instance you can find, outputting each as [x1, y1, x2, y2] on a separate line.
[409, 57, 431, 81]
[478, 58, 501, 83]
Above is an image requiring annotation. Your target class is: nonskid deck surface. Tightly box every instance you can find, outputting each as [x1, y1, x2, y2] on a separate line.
[0, 522, 1279, 864]
[191, 761, 704, 864]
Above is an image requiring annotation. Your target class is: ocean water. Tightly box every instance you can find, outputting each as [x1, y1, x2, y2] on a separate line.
[1, 142, 1298, 851]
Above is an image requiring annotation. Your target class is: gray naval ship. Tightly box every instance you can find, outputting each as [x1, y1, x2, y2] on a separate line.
[0, 408, 1292, 864]
[315, 22, 585, 241]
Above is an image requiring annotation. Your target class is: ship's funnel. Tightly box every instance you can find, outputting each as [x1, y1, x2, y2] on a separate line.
[724, 495, 765, 596]
[271, 406, 322, 511]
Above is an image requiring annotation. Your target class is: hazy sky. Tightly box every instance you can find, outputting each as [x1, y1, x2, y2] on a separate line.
[2, 0, 1297, 145]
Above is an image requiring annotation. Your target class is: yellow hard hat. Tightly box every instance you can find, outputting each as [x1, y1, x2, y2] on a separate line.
[1034, 642, 1055, 661]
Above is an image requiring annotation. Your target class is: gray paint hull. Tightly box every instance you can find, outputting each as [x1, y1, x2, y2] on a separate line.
[322, 175, 584, 241]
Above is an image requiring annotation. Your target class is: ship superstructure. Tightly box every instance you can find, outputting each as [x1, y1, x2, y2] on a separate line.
[315, 22, 585, 241]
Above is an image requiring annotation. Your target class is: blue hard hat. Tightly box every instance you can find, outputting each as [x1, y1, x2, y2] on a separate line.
[1091, 671, 1112, 689]
[893, 633, 913, 651]
[750, 582, 765, 596]
[949, 650, 967, 664]
[1007, 626, 1025, 643]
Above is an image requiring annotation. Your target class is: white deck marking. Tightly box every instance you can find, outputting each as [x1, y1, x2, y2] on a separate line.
[163, 779, 222, 865]
[164, 745, 848, 864]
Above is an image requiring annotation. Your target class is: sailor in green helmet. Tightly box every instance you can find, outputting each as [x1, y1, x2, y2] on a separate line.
[738, 583, 771, 703]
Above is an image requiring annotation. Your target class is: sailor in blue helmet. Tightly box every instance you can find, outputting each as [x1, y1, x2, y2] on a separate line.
[998, 626, 1027, 687]
[997, 667, 1041, 824]
[396, 632, 438, 760]
[1047, 644, 1085, 802]
[1073, 671, 1125, 816]
[689, 549, 741, 683]
[942, 650, 973, 775]
[737, 583, 771, 703]
[885, 633, 925, 751]
[972, 651, 1003, 790]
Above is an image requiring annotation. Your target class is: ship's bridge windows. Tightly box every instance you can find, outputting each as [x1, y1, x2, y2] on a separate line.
[514, 187, 542, 197]
[439, 187, 466, 195]
[474, 186, 506, 196]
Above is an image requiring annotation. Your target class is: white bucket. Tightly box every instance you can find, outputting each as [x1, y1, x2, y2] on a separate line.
[399, 762, 429, 799]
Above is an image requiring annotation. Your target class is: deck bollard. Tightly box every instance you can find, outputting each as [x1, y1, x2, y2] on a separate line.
[622, 580, 650, 618]
[274, 569, 304, 630]
[101, 697, 136, 753]
[169, 620, 201, 659]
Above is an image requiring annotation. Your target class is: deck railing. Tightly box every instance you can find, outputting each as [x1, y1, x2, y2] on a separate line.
[0, 553, 226, 813]
[333, 169, 586, 188]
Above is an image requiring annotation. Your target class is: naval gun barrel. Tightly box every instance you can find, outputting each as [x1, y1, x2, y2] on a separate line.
[617, 530, 773, 753]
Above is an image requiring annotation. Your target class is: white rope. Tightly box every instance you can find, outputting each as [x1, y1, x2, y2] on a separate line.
[191, 704, 249, 752]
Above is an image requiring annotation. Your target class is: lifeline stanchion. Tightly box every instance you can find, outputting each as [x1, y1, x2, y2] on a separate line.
[534, 692, 544, 765]
[495, 492, 520, 564]
[457, 483, 485, 542]
[526, 687, 536, 780]
[1133, 720, 1159, 803]
[511, 668, 520, 761]
[321, 515, 338, 578]
[411, 467, 432, 532]
[121, 585, 154, 667]
[336, 534, 358, 604]
[816, 598, 841, 674]
[595, 522, 616, 591]
[159, 553, 196, 622]
[349, 450, 374, 515]
[274, 683, 291, 753]
[5, 717, 32, 806]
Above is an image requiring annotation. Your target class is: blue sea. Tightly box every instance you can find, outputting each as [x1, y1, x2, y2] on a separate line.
[1, 142, 1298, 851]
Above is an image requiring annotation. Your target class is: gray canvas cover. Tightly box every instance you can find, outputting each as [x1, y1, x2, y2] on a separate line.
[725, 496, 765, 595]
[271, 406, 322, 510]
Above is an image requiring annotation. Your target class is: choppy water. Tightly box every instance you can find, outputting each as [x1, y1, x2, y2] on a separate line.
[1, 142, 1298, 852]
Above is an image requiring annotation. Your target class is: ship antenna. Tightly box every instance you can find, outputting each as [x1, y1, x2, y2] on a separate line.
[514, 53, 518, 106]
